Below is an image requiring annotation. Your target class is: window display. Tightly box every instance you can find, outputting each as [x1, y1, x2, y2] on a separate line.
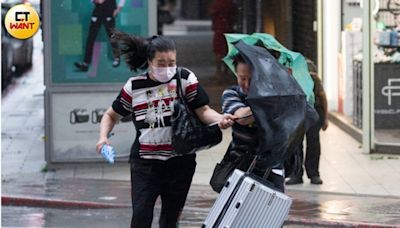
[339, 0, 400, 152]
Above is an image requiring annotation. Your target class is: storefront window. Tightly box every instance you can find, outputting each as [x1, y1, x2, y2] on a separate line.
[340, 0, 400, 153]
[373, 0, 400, 153]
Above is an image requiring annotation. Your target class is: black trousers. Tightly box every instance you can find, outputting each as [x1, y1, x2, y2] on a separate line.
[130, 155, 196, 228]
[252, 166, 285, 193]
[224, 143, 285, 193]
[83, 16, 119, 64]
[296, 115, 322, 178]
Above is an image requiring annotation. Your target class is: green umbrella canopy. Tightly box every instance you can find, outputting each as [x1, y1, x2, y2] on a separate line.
[223, 33, 315, 104]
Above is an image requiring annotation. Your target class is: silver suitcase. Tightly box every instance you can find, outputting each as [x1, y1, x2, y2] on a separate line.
[203, 169, 292, 228]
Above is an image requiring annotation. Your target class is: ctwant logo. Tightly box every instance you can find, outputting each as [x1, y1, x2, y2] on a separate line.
[4, 3, 40, 39]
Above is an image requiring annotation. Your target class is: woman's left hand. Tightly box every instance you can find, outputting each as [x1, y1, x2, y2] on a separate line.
[218, 114, 236, 129]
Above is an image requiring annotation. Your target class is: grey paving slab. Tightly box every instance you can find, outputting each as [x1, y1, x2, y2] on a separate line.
[20, 160, 46, 172]
[2, 115, 29, 129]
[5, 139, 35, 155]
[385, 184, 400, 196]
[53, 168, 74, 179]
[102, 165, 130, 181]
[2, 149, 27, 160]
[73, 166, 104, 179]
[25, 148, 45, 161]
[1, 161, 23, 176]
[386, 158, 400, 173]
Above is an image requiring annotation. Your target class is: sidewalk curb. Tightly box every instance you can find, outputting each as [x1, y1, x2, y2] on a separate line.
[3, 195, 399, 227]
[2, 195, 131, 209]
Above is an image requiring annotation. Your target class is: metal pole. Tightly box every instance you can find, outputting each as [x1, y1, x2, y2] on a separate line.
[43, 0, 51, 163]
[317, 0, 323, 83]
[175, 0, 182, 18]
[362, 0, 374, 154]
[256, 0, 262, 32]
[243, 0, 248, 33]
[149, 0, 157, 35]
[370, 0, 375, 152]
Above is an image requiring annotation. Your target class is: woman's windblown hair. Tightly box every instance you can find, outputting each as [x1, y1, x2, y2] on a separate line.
[111, 30, 149, 72]
[112, 31, 176, 72]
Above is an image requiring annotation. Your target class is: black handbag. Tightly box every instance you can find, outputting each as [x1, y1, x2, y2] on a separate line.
[209, 146, 253, 193]
[171, 68, 223, 155]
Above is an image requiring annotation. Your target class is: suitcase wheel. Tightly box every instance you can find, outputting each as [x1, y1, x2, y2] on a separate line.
[224, 181, 230, 188]
[235, 202, 241, 209]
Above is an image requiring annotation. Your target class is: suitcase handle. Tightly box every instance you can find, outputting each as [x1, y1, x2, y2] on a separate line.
[246, 155, 272, 179]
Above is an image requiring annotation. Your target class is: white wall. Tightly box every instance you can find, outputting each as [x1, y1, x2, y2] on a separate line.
[323, 0, 342, 111]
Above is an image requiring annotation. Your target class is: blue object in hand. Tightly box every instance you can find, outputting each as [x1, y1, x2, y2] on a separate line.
[101, 144, 115, 164]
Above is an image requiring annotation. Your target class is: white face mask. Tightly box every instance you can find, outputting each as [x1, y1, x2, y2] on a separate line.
[151, 66, 177, 82]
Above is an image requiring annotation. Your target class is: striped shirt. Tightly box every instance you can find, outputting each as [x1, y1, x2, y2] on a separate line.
[221, 85, 284, 174]
[112, 68, 209, 161]
[222, 85, 258, 148]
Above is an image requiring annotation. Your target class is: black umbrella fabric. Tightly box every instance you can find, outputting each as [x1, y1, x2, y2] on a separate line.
[234, 41, 317, 169]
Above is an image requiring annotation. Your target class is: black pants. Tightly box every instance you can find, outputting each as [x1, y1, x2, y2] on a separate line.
[130, 155, 196, 228]
[224, 143, 285, 193]
[252, 166, 285, 193]
[296, 116, 322, 178]
[267, 172, 285, 192]
[83, 16, 119, 64]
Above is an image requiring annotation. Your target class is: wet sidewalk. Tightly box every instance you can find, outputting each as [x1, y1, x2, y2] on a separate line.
[2, 176, 400, 227]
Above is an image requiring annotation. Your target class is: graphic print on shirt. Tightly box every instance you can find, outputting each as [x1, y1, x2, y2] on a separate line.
[113, 69, 203, 160]
[135, 81, 179, 159]
[144, 90, 157, 128]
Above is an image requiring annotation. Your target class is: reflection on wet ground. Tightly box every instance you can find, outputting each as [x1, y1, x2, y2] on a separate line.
[2, 206, 130, 228]
[1, 206, 310, 228]
[288, 191, 400, 226]
[3, 177, 400, 227]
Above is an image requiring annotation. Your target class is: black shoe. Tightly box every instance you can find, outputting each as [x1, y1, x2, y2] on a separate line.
[286, 177, 303, 185]
[112, 58, 120, 67]
[74, 62, 89, 71]
[310, 176, 323, 185]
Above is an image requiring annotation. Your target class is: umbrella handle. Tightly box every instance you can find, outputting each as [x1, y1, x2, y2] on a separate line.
[246, 155, 272, 179]
[235, 113, 253, 121]
[247, 155, 258, 173]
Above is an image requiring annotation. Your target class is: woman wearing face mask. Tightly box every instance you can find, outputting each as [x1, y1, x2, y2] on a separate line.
[96, 33, 235, 228]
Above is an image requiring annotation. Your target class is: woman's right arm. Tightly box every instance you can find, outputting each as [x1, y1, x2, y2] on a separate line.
[221, 88, 254, 126]
[96, 107, 122, 153]
[234, 106, 255, 126]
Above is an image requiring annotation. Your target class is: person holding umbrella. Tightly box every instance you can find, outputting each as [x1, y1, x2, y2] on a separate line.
[215, 34, 318, 193]
[221, 52, 286, 192]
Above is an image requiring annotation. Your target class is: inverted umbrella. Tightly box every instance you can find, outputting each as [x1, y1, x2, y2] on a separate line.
[223, 33, 315, 105]
[234, 40, 317, 169]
